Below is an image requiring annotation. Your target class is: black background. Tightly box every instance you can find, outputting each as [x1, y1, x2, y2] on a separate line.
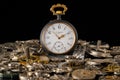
[0, 0, 120, 46]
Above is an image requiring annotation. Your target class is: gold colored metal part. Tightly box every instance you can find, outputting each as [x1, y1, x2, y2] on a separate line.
[18, 54, 49, 66]
[18, 55, 41, 66]
[100, 75, 120, 80]
[50, 3, 68, 15]
[39, 55, 49, 64]
[72, 69, 96, 80]
[103, 63, 120, 72]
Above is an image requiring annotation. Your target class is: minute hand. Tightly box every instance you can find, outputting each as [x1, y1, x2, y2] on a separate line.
[52, 32, 59, 38]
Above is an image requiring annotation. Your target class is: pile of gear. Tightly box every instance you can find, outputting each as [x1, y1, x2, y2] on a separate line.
[0, 39, 120, 80]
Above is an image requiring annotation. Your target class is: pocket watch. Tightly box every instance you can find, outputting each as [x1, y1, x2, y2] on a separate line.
[40, 3, 78, 54]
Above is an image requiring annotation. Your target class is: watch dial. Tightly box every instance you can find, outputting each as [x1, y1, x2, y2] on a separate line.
[42, 22, 77, 54]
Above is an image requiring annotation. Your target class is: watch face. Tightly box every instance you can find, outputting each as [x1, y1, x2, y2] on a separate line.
[40, 20, 78, 54]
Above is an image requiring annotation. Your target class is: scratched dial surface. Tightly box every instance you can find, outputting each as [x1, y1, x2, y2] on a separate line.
[40, 21, 77, 54]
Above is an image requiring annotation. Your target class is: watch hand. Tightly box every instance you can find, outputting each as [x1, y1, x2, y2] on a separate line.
[59, 34, 65, 39]
[52, 31, 59, 38]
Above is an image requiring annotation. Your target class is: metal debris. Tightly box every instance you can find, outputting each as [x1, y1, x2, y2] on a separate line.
[0, 39, 120, 80]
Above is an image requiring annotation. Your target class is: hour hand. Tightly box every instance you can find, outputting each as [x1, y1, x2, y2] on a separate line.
[59, 34, 65, 39]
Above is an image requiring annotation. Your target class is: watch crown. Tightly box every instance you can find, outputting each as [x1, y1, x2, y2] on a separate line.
[50, 3, 68, 15]
[56, 11, 63, 15]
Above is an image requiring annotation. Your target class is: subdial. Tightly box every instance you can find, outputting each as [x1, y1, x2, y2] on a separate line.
[52, 41, 66, 53]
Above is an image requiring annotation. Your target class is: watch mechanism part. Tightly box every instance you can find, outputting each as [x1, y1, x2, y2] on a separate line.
[0, 39, 120, 80]
[72, 69, 96, 80]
